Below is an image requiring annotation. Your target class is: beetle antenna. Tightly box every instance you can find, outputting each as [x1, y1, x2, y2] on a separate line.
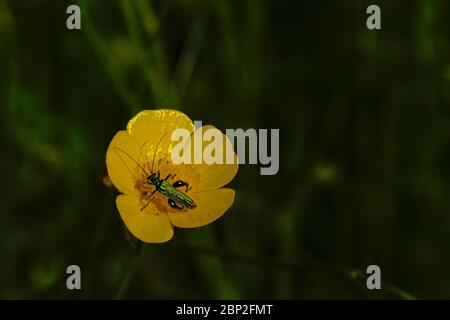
[114, 146, 149, 177]
[137, 140, 151, 166]
[151, 132, 168, 173]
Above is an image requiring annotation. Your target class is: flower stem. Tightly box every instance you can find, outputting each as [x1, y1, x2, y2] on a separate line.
[115, 245, 144, 300]
[382, 282, 417, 300]
[181, 244, 416, 300]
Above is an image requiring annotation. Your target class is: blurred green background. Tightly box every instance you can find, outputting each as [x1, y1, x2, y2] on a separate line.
[1, 0, 450, 299]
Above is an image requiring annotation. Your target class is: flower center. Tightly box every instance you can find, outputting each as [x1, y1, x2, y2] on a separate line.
[134, 153, 199, 214]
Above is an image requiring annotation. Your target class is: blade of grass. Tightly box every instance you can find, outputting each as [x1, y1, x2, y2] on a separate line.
[80, 0, 139, 113]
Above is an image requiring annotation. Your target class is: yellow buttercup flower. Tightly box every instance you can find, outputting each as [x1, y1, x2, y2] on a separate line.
[106, 109, 238, 243]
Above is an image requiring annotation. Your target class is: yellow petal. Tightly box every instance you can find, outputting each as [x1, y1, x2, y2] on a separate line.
[127, 109, 195, 157]
[116, 195, 174, 243]
[106, 130, 141, 195]
[168, 188, 235, 228]
[190, 125, 238, 191]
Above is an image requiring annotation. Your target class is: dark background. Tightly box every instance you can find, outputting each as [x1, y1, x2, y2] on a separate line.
[1, 0, 449, 299]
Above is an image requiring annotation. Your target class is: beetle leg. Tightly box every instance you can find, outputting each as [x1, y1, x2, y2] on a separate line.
[172, 180, 191, 193]
[141, 199, 150, 211]
[168, 198, 183, 210]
